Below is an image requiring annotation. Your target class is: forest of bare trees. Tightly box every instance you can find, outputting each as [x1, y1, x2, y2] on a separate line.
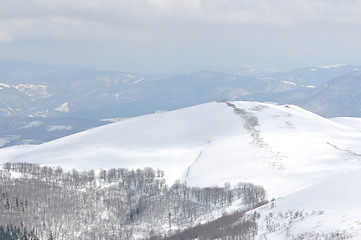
[0, 162, 267, 239]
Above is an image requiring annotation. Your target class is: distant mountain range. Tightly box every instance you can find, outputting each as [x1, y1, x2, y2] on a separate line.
[0, 117, 109, 148]
[1, 59, 360, 119]
[299, 69, 361, 117]
[1, 59, 361, 147]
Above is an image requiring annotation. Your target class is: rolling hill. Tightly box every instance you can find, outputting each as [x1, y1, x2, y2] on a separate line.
[1, 101, 361, 199]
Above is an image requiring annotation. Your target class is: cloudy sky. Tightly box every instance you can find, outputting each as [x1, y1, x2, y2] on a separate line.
[1, 0, 361, 73]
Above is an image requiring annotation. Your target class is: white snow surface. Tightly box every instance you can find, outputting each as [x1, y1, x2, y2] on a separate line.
[252, 168, 361, 239]
[318, 64, 347, 69]
[14, 84, 54, 98]
[1, 101, 361, 199]
[330, 117, 361, 131]
[0, 138, 7, 148]
[20, 120, 44, 129]
[55, 102, 70, 113]
[47, 125, 73, 132]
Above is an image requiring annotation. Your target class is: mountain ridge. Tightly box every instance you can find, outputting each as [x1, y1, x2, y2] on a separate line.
[1, 101, 361, 199]
[1, 59, 360, 119]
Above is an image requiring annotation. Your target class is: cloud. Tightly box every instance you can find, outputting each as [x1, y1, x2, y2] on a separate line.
[0, 30, 13, 42]
[0, 0, 359, 42]
[0, 0, 361, 42]
[286, 47, 311, 57]
[0, 0, 361, 72]
[1, 0, 361, 27]
[192, 0, 361, 26]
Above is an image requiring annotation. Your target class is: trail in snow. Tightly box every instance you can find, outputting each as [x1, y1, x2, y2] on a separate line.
[222, 101, 286, 169]
[185, 141, 211, 178]
[327, 142, 361, 157]
[221, 101, 261, 146]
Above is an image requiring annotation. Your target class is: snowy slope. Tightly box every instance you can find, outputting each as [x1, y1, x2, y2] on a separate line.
[183, 102, 361, 197]
[252, 168, 361, 239]
[330, 117, 361, 131]
[1, 101, 361, 198]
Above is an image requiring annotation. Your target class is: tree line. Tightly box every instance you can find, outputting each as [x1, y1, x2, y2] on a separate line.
[0, 162, 267, 239]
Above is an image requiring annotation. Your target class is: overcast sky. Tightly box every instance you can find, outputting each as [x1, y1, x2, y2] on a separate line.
[1, 0, 361, 73]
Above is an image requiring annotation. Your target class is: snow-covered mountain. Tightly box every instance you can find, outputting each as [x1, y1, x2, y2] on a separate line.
[300, 69, 361, 117]
[3, 59, 361, 151]
[251, 64, 361, 107]
[1, 101, 361, 199]
[268, 64, 359, 89]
